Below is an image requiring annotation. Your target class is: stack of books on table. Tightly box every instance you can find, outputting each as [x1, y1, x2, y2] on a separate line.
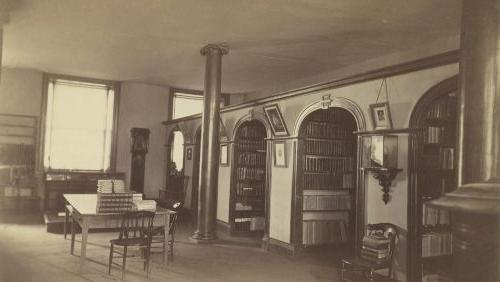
[133, 200, 156, 211]
[360, 233, 390, 263]
[96, 192, 134, 213]
[97, 179, 114, 193]
[112, 179, 126, 193]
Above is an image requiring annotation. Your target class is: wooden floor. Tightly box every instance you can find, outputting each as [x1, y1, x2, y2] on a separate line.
[0, 212, 350, 282]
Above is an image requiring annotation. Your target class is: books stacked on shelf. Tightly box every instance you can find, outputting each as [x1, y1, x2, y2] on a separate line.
[423, 203, 450, 226]
[439, 148, 454, 169]
[133, 200, 156, 211]
[236, 167, 265, 181]
[302, 219, 347, 245]
[237, 140, 265, 151]
[304, 121, 351, 139]
[304, 140, 353, 156]
[426, 99, 455, 120]
[96, 192, 134, 213]
[235, 182, 265, 197]
[235, 202, 253, 211]
[237, 152, 265, 166]
[361, 233, 391, 263]
[303, 172, 353, 190]
[304, 156, 354, 172]
[238, 125, 265, 139]
[425, 126, 445, 144]
[234, 217, 265, 231]
[422, 271, 453, 282]
[303, 191, 351, 210]
[421, 230, 452, 257]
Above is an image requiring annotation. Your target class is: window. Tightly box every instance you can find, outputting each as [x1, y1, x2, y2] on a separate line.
[43, 77, 118, 171]
[170, 89, 230, 120]
[170, 130, 184, 173]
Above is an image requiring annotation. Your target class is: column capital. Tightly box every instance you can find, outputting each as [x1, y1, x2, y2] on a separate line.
[200, 44, 229, 56]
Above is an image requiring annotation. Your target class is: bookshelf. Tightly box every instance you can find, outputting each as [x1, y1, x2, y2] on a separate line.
[230, 120, 267, 234]
[415, 91, 457, 282]
[297, 108, 357, 247]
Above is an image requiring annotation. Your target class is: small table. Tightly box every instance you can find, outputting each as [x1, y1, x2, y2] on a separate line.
[63, 194, 174, 272]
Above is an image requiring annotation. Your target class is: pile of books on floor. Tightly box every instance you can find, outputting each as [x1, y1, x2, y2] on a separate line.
[133, 200, 157, 211]
[360, 232, 391, 263]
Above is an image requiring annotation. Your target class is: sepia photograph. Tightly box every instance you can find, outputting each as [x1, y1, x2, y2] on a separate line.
[0, 1, 498, 282]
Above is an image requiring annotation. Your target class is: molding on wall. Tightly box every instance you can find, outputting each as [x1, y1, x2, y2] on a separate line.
[231, 111, 272, 140]
[162, 50, 459, 126]
[267, 238, 296, 256]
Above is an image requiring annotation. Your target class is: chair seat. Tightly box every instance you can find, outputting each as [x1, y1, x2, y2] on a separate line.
[342, 256, 391, 270]
[110, 237, 149, 247]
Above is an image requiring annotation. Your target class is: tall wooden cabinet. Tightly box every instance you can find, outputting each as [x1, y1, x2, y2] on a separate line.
[296, 108, 357, 247]
[412, 90, 457, 282]
[230, 120, 267, 234]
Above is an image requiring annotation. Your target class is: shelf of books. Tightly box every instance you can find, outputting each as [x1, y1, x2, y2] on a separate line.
[298, 108, 357, 247]
[417, 92, 457, 282]
[231, 121, 267, 234]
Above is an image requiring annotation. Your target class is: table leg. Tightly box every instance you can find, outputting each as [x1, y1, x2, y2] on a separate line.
[70, 219, 76, 255]
[79, 220, 89, 273]
[164, 218, 169, 267]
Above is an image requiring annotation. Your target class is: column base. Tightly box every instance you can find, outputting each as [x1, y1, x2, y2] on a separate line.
[190, 231, 218, 244]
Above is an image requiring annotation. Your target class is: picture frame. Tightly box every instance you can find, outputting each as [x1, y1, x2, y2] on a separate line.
[220, 144, 228, 166]
[273, 141, 287, 167]
[263, 104, 289, 137]
[186, 148, 192, 160]
[369, 102, 393, 130]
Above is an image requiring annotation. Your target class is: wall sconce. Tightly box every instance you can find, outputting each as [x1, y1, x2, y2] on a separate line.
[362, 134, 402, 204]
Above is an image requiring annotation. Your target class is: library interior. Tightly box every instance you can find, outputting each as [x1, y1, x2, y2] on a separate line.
[0, 1, 499, 282]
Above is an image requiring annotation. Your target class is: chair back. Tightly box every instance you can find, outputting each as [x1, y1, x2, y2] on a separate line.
[118, 211, 156, 241]
[363, 222, 398, 264]
[168, 201, 182, 235]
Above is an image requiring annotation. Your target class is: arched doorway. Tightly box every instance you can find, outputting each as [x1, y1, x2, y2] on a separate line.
[296, 107, 358, 251]
[229, 120, 268, 237]
[165, 129, 186, 203]
[408, 76, 458, 282]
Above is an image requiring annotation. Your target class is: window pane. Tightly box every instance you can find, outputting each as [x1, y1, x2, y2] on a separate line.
[173, 93, 203, 119]
[44, 79, 115, 171]
[171, 131, 184, 171]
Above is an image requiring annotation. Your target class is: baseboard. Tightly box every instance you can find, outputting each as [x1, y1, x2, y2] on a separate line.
[267, 237, 297, 256]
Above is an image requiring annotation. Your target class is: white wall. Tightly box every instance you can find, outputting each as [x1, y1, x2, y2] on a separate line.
[0, 68, 43, 116]
[115, 82, 170, 199]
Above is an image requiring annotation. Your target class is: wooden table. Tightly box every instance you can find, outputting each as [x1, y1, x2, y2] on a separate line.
[63, 194, 174, 272]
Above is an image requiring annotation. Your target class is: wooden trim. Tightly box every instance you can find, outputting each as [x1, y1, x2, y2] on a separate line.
[110, 83, 120, 172]
[162, 50, 459, 126]
[267, 238, 296, 256]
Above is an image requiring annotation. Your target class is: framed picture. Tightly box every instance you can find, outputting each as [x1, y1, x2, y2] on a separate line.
[369, 102, 393, 130]
[274, 141, 287, 167]
[263, 104, 289, 137]
[220, 144, 228, 166]
[186, 148, 192, 160]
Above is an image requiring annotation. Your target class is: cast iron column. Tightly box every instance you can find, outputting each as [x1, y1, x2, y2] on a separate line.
[429, 0, 500, 281]
[191, 44, 228, 242]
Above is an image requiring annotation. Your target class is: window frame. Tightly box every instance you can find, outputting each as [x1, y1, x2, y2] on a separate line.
[168, 88, 230, 120]
[39, 73, 120, 172]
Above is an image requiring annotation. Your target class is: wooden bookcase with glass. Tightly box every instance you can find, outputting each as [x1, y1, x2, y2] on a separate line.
[298, 108, 357, 247]
[231, 121, 267, 235]
[417, 91, 457, 282]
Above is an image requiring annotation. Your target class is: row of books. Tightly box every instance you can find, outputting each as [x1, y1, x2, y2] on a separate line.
[235, 167, 265, 181]
[304, 156, 354, 172]
[423, 204, 451, 226]
[424, 126, 447, 144]
[0, 144, 36, 166]
[304, 140, 354, 156]
[425, 99, 455, 120]
[303, 121, 352, 139]
[421, 231, 452, 257]
[302, 219, 348, 245]
[237, 140, 265, 151]
[422, 271, 453, 282]
[235, 182, 265, 197]
[237, 152, 266, 166]
[238, 126, 266, 139]
[234, 216, 265, 231]
[303, 172, 353, 190]
[421, 148, 454, 169]
[303, 194, 351, 210]
[361, 233, 391, 263]
[97, 179, 126, 193]
[96, 192, 135, 213]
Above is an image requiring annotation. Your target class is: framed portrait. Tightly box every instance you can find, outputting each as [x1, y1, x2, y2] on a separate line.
[220, 144, 229, 166]
[369, 102, 393, 130]
[274, 141, 287, 167]
[186, 148, 192, 160]
[263, 104, 289, 137]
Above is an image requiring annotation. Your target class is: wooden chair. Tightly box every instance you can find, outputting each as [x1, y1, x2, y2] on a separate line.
[341, 223, 398, 281]
[63, 204, 73, 239]
[150, 201, 182, 263]
[108, 211, 155, 279]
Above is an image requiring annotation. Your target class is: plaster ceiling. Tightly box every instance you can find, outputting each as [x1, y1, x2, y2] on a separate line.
[2, 0, 461, 94]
